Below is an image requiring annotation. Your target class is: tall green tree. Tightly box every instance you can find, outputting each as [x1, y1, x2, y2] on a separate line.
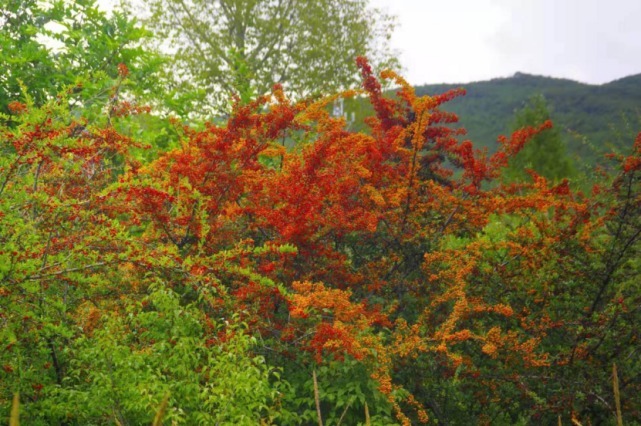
[503, 94, 576, 183]
[0, 0, 190, 161]
[138, 0, 398, 111]
[0, 0, 163, 116]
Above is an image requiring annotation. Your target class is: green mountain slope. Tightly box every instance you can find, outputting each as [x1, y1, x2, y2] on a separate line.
[413, 72, 641, 162]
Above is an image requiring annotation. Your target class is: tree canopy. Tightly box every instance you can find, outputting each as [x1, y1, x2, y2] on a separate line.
[139, 0, 398, 110]
[503, 94, 576, 183]
[0, 0, 163, 116]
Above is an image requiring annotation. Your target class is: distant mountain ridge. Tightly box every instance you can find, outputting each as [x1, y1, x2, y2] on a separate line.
[413, 72, 641, 162]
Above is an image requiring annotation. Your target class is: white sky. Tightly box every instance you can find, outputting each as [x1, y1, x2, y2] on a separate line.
[100, 0, 641, 86]
[369, 0, 641, 85]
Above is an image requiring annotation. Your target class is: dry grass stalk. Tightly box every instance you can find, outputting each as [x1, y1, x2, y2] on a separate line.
[10, 393, 19, 426]
[613, 363, 623, 426]
[336, 400, 353, 426]
[365, 401, 371, 426]
[152, 393, 170, 426]
[313, 369, 323, 426]
[571, 414, 583, 426]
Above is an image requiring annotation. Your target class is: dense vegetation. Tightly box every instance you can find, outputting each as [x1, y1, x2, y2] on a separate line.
[2, 1, 641, 425]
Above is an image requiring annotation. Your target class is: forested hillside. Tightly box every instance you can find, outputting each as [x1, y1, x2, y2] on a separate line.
[414, 73, 641, 161]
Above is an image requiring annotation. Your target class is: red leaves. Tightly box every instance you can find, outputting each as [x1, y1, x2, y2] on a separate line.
[433, 87, 466, 105]
[621, 132, 641, 172]
[126, 186, 176, 226]
[110, 101, 151, 118]
[308, 322, 362, 363]
[7, 101, 27, 114]
[356, 56, 399, 131]
[496, 120, 553, 159]
[117, 63, 129, 78]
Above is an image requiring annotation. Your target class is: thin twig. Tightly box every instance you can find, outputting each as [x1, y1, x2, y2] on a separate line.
[27, 262, 108, 280]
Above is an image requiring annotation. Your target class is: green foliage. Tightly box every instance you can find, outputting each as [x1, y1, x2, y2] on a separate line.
[275, 359, 396, 425]
[0, 0, 164, 116]
[0, 93, 286, 425]
[503, 95, 575, 183]
[48, 287, 282, 425]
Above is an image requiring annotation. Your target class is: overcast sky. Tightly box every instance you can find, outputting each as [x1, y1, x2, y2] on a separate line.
[370, 0, 641, 86]
[98, 0, 641, 86]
